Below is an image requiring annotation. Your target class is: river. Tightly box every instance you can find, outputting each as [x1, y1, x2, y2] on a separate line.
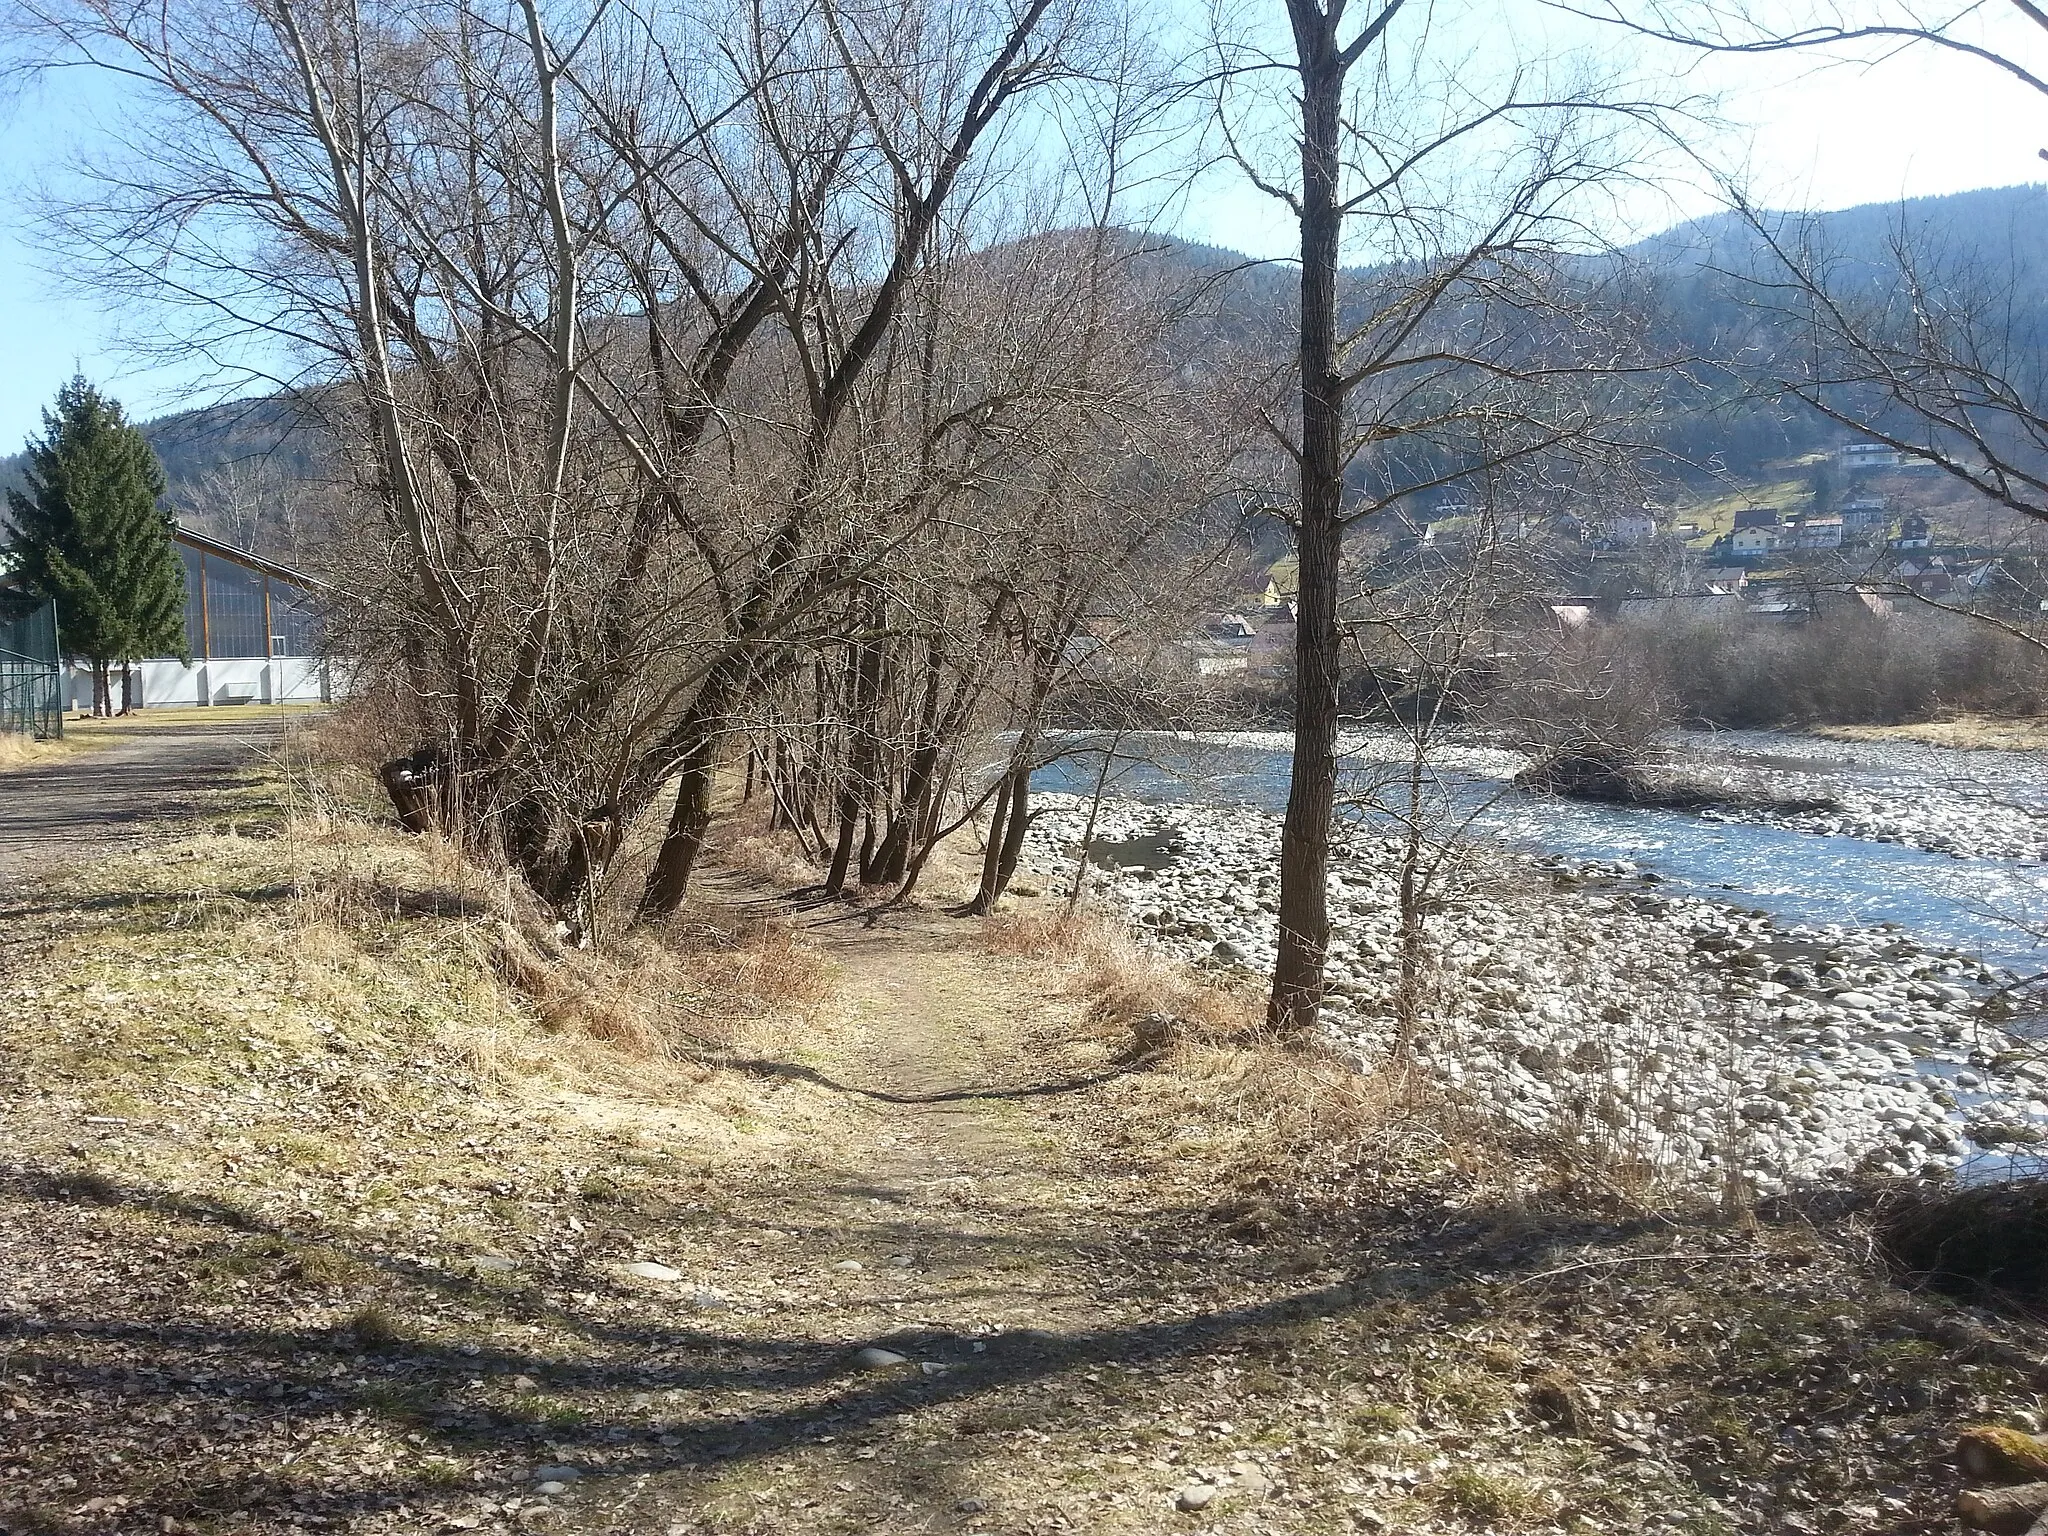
[1033, 729, 2048, 971]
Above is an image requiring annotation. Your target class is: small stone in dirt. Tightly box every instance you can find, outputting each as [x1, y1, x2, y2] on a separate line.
[625, 1261, 683, 1282]
[468, 1254, 517, 1273]
[889, 1253, 915, 1267]
[536, 1481, 568, 1496]
[918, 1360, 949, 1375]
[834, 1259, 864, 1271]
[534, 1465, 581, 1482]
[854, 1346, 909, 1369]
[1177, 1484, 1218, 1512]
[686, 1287, 727, 1310]
[955, 1498, 987, 1514]
[1958, 1424, 2048, 1481]
[511, 1375, 540, 1393]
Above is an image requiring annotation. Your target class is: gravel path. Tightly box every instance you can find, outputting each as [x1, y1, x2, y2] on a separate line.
[0, 716, 286, 891]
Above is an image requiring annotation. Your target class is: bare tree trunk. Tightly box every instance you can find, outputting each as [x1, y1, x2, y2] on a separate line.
[1066, 736, 1119, 914]
[969, 738, 1034, 914]
[824, 788, 859, 894]
[635, 674, 741, 920]
[968, 773, 1014, 915]
[995, 758, 1031, 892]
[1268, 6, 1350, 1039]
[826, 611, 884, 896]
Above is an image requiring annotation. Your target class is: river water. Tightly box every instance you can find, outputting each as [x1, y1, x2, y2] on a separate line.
[1033, 730, 2048, 971]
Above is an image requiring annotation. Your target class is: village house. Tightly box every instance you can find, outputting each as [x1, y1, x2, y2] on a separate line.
[1840, 441, 1904, 472]
[1841, 496, 1888, 538]
[1730, 525, 1777, 560]
[1700, 566, 1749, 594]
[1602, 510, 1659, 546]
[1731, 507, 1779, 531]
[1891, 513, 1934, 552]
[1796, 516, 1844, 550]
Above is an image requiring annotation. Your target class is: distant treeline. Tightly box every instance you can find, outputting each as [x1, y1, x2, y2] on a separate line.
[1623, 608, 2048, 728]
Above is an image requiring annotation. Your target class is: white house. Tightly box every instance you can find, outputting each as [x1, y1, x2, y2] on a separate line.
[1730, 526, 1776, 559]
[65, 527, 334, 710]
[1602, 510, 1659, 546]
[1796, 517, 1844, 549]
[1890, 514, 1934, 552]
[1840, 442, 1903, 472]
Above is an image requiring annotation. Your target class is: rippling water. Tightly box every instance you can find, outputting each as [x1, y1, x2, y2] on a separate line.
[1032, 731, 2048, 969]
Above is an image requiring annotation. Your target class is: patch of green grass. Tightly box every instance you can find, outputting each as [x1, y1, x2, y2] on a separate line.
[957, 1402, 1051, 1435]
[359, 1378, 438, 1424]
[523, 1394, 589, 1428]
[1349, 1403, 1409, 1433]
[578, 1171, 627, 1204]
[415, 1455, 469, 1488]
[270, 1131, 348, 1170]
[288, 1243, 368, 1288]
[206, 1235, 292, 1277]
[1863, 1337, 1942, 1369]
[347, 1302, 406, 1348]
[1433, 1467, 1552, 1526]
[1421, 1363, 1516, 1425]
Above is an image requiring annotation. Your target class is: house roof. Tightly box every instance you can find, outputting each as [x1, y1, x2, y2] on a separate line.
[173, 523, 327, 592]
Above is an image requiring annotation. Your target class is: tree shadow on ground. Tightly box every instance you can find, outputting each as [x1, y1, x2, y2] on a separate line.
[1, 1159, 1698, 1532]
[690, 1054, 1153, 1105]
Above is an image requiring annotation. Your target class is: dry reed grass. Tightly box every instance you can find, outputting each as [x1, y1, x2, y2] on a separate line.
[1819, 715, 2048, 752]
[0, 725, 108, 771]
[236, 736, 841, 1098]
[0, 733, 50, 770]
[718, 825, 823, 890]
[980, 904, 1486, 1193]
[981, 905, 1260, 1042]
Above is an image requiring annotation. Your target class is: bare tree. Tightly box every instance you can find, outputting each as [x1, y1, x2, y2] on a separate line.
[1207, 0, 1675, 1037]
[7, 0, 1157, 941]
[1570, 4, 2048, 529]
[1343, 471, 1578, 1054]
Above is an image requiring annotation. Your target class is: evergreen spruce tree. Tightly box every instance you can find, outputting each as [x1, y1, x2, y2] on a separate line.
[5, 378, 186, 714]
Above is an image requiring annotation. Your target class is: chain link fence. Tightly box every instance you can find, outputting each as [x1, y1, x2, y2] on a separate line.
[0, 601, 63, 740]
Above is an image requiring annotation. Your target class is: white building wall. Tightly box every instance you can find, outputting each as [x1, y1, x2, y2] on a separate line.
[65, 657, 331, 709]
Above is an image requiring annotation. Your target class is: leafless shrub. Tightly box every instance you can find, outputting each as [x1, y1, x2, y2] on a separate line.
[1631, 609, 2048, 727]
[1497, 625, 1680, 797]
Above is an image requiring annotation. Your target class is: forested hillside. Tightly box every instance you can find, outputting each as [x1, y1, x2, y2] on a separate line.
[6, 182, 2045, 565]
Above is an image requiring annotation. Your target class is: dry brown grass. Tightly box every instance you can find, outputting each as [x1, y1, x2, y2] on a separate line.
[981, 904, 1260, 1042]
[981, 904, 1484, 1196]
[0, 733, 59, 770]
[0, 723, 116, 771]
[271, 809, 837, 1074]
[1818, 714, 2048, 751]
[718, 823, 824, 889]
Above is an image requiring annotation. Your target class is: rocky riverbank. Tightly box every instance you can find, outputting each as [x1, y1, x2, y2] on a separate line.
[1683, 731, 2048, 861]
[1023, 792, 2048, 1197]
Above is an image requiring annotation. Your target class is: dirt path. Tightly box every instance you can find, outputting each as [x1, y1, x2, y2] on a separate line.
[0, 790, 2038, 1536]
[0, 715, 284, 891]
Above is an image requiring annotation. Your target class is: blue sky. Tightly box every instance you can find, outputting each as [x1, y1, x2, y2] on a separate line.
[1, 1, 2044, 449]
